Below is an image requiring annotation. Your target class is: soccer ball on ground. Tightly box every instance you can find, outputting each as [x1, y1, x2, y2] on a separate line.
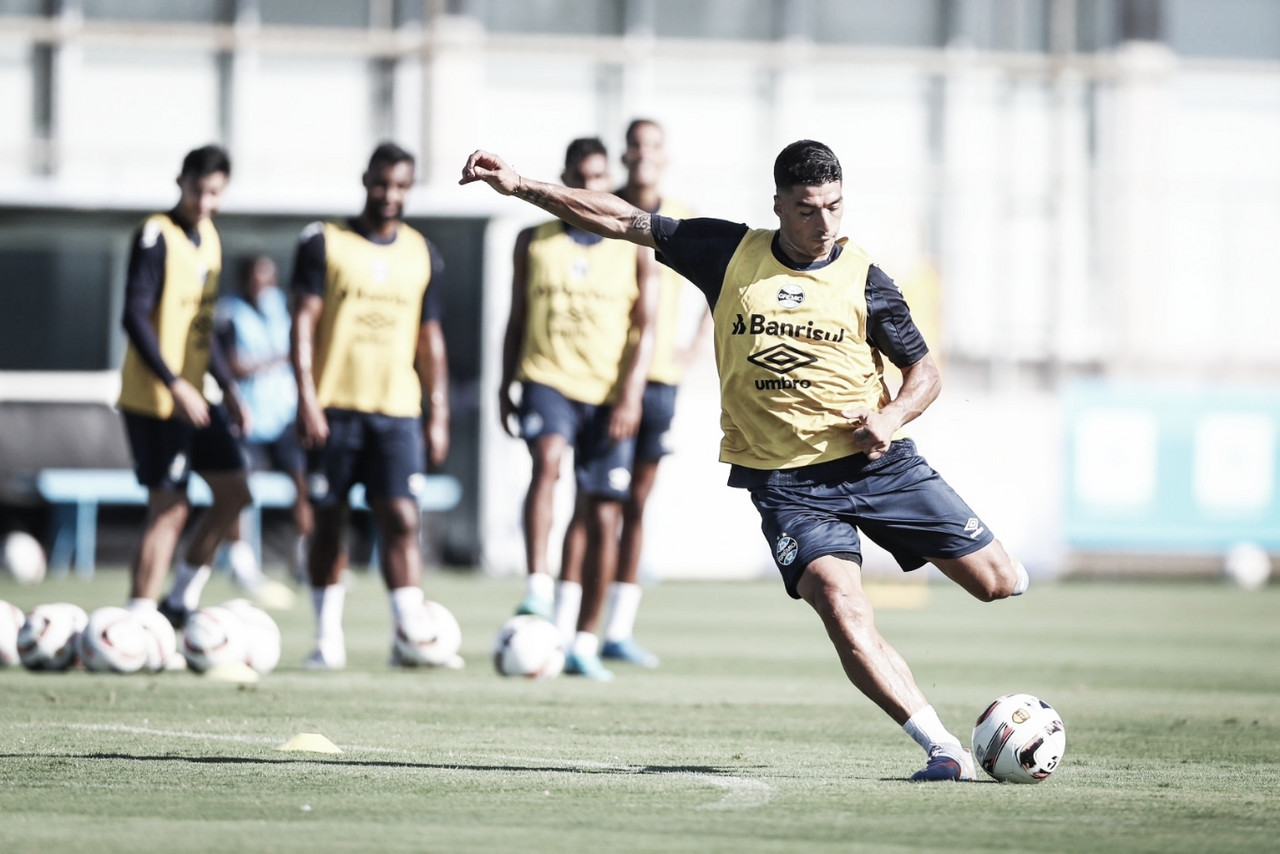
[0, 600, 26, 666]
[78, 606, 153, 674]
[17, 602, 89, 671]
[3, 530, 47, 585]
[492, 615, 565, 679]
[971, 693, 1066, 783]
[221, 598, 282, 675]
[392, 600, 462, 667]
[181, 605, 248, 673]
[132, 606, 181, 672]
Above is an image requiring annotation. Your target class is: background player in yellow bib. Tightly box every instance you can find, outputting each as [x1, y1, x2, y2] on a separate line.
[499, 137, 659, 681]
[463, 139, 1029, 779]
[117, 144, 253, 628]
[290, 142, 452, 670]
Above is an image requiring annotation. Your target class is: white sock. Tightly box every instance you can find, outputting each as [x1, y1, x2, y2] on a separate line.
[227, 540, 262, 592]
[603, 582, 643, 643]
[166, 561, 211, 611]
[311, 584, 346, 646]
[126, 598, 157, 613]
[1012, 559, 1030, 596]
[526, 571, 554, 603]
[572, 631, 599, 659]
[389, 585, 425, 625]
[903, 705, 963, 755]
[554, 580, 582, 644]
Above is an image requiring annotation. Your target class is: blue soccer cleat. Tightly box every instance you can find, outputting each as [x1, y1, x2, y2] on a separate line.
[515, 593, 553, 622]
[910, 747, 976, 782]
[564, 650, 615, 682]
[600, 637, 660, 668]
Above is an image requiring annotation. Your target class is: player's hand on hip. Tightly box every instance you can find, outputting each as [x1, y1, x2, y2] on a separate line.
[842, 406, 892, 460]
[170, 378, 211, 427]
[460, 151, 519, 195]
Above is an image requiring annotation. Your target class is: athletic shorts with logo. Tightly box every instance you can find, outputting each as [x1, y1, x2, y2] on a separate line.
[748, 439, 996, 599]
[519, 381, 635, 501]
[307, 408, 425, 507]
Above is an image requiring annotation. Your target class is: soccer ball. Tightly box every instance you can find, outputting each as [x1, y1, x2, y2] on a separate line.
[221, 598, 282, 675]
[181, 605, 248, 673]
[17, 602, 88, 671]
[0, 600, 26, 666]
[3, 530, 47, 585]
[971, 693, 1067, 783]
[392, 600, 462, 667]
[78, 606, 153, 674]
[492, 615, 565, 679]
[132, 607, 181, 672]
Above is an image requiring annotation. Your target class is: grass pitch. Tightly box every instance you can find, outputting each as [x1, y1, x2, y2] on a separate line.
[1, 569, 1277, 853]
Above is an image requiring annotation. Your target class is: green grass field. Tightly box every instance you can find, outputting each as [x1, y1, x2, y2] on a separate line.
[1, 569, 1276, 853]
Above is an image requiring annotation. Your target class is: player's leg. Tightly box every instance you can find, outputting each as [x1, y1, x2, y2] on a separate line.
[930, 540, 1028, 601]
[554, 495, 587, 641]
[301, 409, 358, 669]
[516, 383, 578, 619]
[130, 488, 190, 604]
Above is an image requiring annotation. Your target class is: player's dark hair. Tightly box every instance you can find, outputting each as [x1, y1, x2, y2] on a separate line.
[180, 144, 231, 180]
[564, 137, 608, 172]
[624, 118, 661, 147]
[368, 141, 415, 172]
[773, 140, 841, 190]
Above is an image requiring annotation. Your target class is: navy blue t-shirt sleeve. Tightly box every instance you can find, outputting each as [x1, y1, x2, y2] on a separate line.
[651, 215, 750, 309]
[865, 265, 929, 369]
[290, 222, 327, 298]
[422, 238, 444, 324]
[121, 224, 178, 386]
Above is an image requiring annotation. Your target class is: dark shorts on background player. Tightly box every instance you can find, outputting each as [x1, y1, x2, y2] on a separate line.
[635, 381, 678, 462]
[307, 408, 424, 507]
[519, 381, 635, 501]
[749, 439, 996, 599]
[242, 421, 305, 476]
[123, 406, 245, 490]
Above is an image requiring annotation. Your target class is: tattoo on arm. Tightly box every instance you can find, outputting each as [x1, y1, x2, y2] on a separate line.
[629, 209, 652, 234]
[514, 179, 554, 209]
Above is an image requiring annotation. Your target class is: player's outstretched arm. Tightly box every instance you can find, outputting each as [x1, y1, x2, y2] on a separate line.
[460, 150, 658, 251]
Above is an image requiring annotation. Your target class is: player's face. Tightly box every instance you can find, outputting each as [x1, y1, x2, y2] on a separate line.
[174, 171, 229, 224]
[363, 160, 415, 225]
[773, 181, 843, 264]
[622, 123, 666, 187]
[562, 152, 611, 192]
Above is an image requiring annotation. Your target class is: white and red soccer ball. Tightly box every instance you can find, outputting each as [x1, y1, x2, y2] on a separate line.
[492, 615, 565, 679]
[972, 693, 1067, 783]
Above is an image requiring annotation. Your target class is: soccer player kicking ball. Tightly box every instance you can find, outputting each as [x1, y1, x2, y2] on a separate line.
[461, 140, 1030, 781]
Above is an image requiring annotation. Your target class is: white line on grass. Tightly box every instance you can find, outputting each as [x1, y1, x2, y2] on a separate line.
[51, 724, 777, 810]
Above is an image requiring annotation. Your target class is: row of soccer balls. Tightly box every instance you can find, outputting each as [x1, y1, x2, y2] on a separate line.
[0, 599, 568, 681]
[0, 599, 282, 675]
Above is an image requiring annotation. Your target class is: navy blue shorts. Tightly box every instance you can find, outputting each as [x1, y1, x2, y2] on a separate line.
[123, 406, 246, 490]
[242, 421, 305, 476]
[635, 382, 678, 462]
[748, 440, 995, 599]
[307, 409, 424, 507]
[519, 382, 635, 501]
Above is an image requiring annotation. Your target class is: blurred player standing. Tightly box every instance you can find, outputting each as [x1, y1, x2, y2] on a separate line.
[599, 119, 712, 668]
[290, 142, 451, 670]
[117, 144, 252, 627]
[499, 137, 659, 680]
[462, 140, 1029, 778]
[215, 254, 309, 603]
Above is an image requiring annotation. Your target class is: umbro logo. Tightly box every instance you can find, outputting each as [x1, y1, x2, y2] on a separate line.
[747, 344, 817, 375]
[964, 518, 986, 539]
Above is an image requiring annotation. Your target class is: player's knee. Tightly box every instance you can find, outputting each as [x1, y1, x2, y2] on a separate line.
[975, 558, 1028, 601]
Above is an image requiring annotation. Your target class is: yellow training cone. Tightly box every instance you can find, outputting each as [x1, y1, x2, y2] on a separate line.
[276, 733, 342, 754]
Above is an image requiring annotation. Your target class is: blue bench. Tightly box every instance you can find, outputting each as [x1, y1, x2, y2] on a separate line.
[35, 468, 462, 579]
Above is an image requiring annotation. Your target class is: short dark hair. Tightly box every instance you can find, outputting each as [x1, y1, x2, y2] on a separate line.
[368, 141, 415, 172]
[180, 144, 231, 180]
[564, 137, 608, 172]
[773, 140, 841, 191]
[624, 118, 661, 147]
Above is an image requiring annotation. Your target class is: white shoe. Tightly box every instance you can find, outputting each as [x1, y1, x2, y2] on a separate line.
[302, 643, 346, 671]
